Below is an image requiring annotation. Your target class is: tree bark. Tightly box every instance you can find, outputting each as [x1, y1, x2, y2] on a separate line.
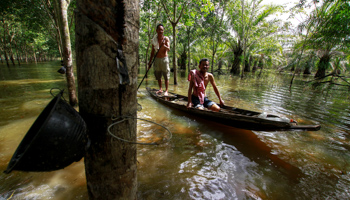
[3, 48, 10, 67]
[172, 22, 177, 85]
[32, 45, 37, 63]
[76, 0, 138, 199]
[315, 55, 330, 78]
[14, 40, 21, 66]
[252, 60, 257, 72]
[187, 31, 191, 74]
[230, 47, 242, 75]
[230, 41, 243, 75]
[56, 0, 78, 106]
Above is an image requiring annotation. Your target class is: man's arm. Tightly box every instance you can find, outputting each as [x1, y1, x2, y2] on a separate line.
[148, 45, 155, 69]
[187, 77, 194, 109]
[161, 37, 170, 52]
[209, 74, 225, 106]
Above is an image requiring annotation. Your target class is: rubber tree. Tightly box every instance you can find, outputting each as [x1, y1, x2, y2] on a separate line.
[180, 3, 203, 74]
[76, 0, 139, 199]
[205, 0, 228, 74]
[159, 0, 189, 85]
[41, 0, 64, 60]
[54, 0, 78, 106]
[139, 1, 162, 77]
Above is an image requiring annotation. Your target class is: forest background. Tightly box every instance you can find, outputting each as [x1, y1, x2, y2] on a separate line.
[1, 0, 349, 86]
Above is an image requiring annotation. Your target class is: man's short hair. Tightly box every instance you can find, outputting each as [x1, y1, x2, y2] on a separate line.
[199, 58, 209, 65]
[157, 24, 164, 30]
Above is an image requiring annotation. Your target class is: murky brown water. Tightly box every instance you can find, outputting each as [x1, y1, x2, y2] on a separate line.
[1, 62, 350, 199]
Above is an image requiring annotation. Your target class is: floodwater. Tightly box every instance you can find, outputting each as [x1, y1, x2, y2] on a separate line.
[1, 62, 350, 199]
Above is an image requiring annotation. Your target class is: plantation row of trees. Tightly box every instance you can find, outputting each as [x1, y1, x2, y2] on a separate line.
[1, 0, 349, 80]
[0, 0, 76, 66]
[0, 0, 78, 105]
[139, 0, 350, 83]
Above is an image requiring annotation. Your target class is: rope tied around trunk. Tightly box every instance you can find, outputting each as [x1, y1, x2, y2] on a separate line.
[107, 115, 172, 145]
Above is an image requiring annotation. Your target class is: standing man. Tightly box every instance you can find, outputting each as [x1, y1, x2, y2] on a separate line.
[148, 24, 170, 96]
[187, 58, 225, 112]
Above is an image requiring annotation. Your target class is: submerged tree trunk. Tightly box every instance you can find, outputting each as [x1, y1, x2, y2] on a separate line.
[252, 60, 257, 72]
[76, 0, 138, 198]
[258, 55, 264, 77]
[9, 48, 15, 66]
[56, 0, 78, 106]
[303, 61, 312, 75]
[14, 40, 21, 66]
[230, 43, 243, 75]
[32, 45, 37, 63]
[3, 48, 10, 67]
[230, 56, 241, 75]
[244, 55, 252, 72]
[315, 55, 330, 78]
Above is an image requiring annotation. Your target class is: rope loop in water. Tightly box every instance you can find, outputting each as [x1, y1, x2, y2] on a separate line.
[108, 115, 172, 145]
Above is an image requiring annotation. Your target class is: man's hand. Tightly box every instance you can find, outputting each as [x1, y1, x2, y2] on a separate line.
[219, 100, 225, 107]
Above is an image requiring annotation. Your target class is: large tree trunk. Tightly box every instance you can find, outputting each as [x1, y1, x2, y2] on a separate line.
[315, 55, 330, 78]
[230, 56, 241, 74]
[56, 0, 78, 106]
[76, 0, 138, 199]
[230, 44, 243, 75]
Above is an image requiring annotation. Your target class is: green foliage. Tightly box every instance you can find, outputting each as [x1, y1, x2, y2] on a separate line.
[289, 0, 350, 76]
[0, 0, 77, 61]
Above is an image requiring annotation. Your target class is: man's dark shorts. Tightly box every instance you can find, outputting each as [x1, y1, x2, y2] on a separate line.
[191, 95, 216, 109]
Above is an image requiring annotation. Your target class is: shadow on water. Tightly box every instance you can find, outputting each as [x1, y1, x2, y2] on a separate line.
[211, 124, 303, 181]
[168, 107, 303, 180]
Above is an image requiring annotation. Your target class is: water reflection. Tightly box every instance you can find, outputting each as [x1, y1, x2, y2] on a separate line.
[1, 63, 350, 199]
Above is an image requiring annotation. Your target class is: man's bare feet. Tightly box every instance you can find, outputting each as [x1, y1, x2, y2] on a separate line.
[164, 91, 168, 96]
[156, 89, 163, 94]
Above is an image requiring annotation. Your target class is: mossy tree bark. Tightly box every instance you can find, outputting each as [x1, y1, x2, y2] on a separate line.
[76, 0, 139, 199]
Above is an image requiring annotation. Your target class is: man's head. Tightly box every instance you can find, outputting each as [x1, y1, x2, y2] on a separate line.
[199, 58, 210, 72]
[156, 24, 164, 36]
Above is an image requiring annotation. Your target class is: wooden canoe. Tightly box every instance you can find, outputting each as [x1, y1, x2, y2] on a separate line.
[147, 87, 321, 131]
